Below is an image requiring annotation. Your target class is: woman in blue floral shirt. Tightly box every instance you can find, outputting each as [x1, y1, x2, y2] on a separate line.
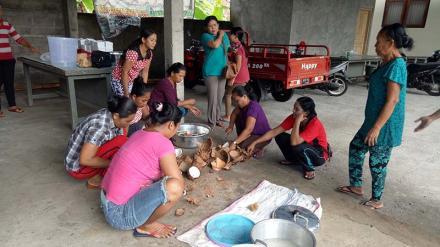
[338, 23, 414, 209]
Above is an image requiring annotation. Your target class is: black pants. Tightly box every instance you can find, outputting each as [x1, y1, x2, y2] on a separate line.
[275, 132, 325, 171]
[0, 59, 17, 110]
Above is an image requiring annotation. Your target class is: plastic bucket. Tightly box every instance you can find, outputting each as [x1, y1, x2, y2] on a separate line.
[47, 36, 78, 68]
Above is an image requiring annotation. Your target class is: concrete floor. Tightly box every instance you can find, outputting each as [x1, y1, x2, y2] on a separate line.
[0, 84, 439, 247]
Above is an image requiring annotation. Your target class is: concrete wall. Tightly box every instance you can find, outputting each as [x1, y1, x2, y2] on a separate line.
[231, 0, 293, 44]
[290, 0, 375, 56]
[367, 0, 440, 56]
[1, 0, 65, 86]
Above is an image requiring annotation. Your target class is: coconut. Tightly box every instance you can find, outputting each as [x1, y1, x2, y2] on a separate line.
[188, 166, 201, 179]
[212, 157, 226, 171]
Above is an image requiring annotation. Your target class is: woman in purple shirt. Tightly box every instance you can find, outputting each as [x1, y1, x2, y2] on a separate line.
[149, 63, 201, 116]
[225, 85, 271, 157]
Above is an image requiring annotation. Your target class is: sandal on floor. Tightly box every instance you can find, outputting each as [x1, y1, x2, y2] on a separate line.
[361, 199, 383, 209]
[8, 107, 24, 113]
[304, 171, 315, 180]
[336, 186, 364, 196]
[279, 160, 294, 165]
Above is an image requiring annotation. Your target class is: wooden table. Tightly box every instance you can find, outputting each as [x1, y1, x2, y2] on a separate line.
[18, 56, 113, 128]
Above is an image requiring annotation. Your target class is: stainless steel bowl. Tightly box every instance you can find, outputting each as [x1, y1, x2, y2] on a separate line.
[251, 219, 316, 247]
[173, 123, 211, 149]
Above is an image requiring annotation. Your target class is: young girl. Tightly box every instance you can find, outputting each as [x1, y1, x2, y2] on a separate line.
[101, 102, 184, 238]
[111, 29, 157, 97]
[0, 4, 39, 117]
[128, 78, 155, 136]
[222, 27, 250, 122]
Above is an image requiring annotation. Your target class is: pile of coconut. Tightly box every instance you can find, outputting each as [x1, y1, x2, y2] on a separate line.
[177, 138, 251, 179]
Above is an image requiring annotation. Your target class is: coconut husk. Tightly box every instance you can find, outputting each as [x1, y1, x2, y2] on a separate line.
[184, 155, 193, 164]
[199, 137, 213, 152]
[178, 161, 192, 172]
[229, 150, 242, 162]
[193, 154, 206, 169]
[223, 162, 233, 170]
[247, 203, 259, 212]
[186, 196, 200, 206]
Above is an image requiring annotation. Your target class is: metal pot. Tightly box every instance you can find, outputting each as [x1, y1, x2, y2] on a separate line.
[272, 205, 320, 233]
[173, 123, 211, 149]
[251, 219, 316, 247]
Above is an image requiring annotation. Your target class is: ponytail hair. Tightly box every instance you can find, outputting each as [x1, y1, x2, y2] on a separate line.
[107, 96, 138, 118]
[232, 84, 257, 101]
[296, 96, 317, 120]
[379, 23, 414, 50]
[150, 102, 182, 125]
[120, 29, 156, 64]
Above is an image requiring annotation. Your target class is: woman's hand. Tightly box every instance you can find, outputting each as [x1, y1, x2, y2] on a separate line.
[364, 126, 381, 146]
[188, 106, 201, 116]
[414, 116, 434, 132]
[294, 112, 305, 124]
[225, 126, 233, 135]
[247, 142, 256, 154]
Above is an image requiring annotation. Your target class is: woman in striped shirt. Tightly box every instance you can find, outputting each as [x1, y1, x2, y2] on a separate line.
[0, 4, 39, 117]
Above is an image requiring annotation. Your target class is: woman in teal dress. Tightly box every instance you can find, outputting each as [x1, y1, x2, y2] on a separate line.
[338, 23, 414, 209]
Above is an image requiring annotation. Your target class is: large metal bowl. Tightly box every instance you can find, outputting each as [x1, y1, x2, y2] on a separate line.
[251, 219, 316, 247]
[173, 123, 211, 149]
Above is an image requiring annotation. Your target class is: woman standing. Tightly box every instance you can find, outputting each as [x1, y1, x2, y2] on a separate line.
[65, 97, 137, 188]
[201, 15, 230, 127]
[225, 85, 270, 155]
[222, 27, 250, 122]
[248, 97, 329, 180]
[101, 103, 184, 238]
[149, 62, 201, 117]
[0, 4, 39, 117]
[111, 29, 157, 97]
[337, 23, 413, 209]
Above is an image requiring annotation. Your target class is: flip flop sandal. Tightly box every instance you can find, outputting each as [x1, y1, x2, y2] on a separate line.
[361, 200, 383, 210]
[8, 107, 24, 113]
[279, 160, 294, 165]
[336, 186, 364, 196]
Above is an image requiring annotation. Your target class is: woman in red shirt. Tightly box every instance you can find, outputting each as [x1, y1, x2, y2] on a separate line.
[222, 27, 250, 122]
[111, 29, 157, 97]
[248, 97, 329, 180]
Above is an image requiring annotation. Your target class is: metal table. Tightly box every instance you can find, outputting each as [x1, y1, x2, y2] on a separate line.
[18, 56, 113, 128]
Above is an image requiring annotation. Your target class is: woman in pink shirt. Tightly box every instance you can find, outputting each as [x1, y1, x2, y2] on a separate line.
[222, 27, 250, 122]
[111, 29, 157, 97]
[101, 102, 184, 238]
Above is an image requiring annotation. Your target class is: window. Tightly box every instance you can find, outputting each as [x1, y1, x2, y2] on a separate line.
[382, 0, 430, 28]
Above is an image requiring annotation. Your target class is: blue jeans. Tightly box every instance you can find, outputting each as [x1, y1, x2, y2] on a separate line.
[100, 177, 168, 230]
[178, 106, 189, 117]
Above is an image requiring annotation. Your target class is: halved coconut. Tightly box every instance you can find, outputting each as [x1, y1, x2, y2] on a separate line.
[212, 157, 226, 171]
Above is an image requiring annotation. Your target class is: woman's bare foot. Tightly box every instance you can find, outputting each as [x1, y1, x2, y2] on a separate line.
[337, 185, 363, 196]
[304, 171, 315, 180]
[7, 106, 24, 113]
[361, 199, 383, 209]
[86, 174, 102, 189]
[220, 115, 230, 122]
[135, 222, 177, 238]
[0, 111, 4, 118]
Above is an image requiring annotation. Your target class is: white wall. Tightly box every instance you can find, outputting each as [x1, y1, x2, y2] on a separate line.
[367, 0, 440, 56]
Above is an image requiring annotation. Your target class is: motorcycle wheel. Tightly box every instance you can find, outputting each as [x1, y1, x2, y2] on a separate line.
[249, 79, 262, 102]
[271, 80, 294, 102]
[424, 81, 440, 96]
[326, 74, 348, 96]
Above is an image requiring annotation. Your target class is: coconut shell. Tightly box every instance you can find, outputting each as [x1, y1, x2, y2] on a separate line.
[229, 150, 240, 159]
[183, 155, 193, 164]
[199, 150, 211, 161]
[223, 162, 233, 170]
[193, 155, 206, 169]
[175, 208, 185, 216]
[212, 157, 226, 171]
